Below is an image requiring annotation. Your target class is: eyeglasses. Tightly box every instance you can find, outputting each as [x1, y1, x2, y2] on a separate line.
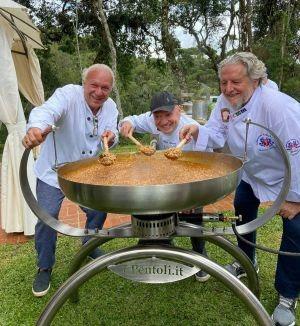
[92, 116, 98, 136]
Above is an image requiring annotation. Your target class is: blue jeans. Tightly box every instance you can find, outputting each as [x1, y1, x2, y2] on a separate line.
[235, 180, 300, 298]
[35, 179, 107, 269]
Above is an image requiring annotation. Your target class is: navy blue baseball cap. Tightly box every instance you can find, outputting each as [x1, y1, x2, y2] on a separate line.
[150, 91, 178, 113]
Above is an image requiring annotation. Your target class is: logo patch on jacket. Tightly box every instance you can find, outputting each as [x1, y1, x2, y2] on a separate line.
[256, 134, 275, 151]
[221, 108, 230, 122]
[285, 139, 300, 155]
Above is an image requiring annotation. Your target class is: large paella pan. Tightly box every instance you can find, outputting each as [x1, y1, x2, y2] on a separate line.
[57, 151, 243, 215]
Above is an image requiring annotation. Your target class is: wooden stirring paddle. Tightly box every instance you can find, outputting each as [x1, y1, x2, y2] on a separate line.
[164, 138, 187, 160]
[98, 136, 116, 166]
[128, 134, 156, 156]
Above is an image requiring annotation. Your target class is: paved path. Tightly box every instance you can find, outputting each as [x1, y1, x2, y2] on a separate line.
[0, 194, 235, 244]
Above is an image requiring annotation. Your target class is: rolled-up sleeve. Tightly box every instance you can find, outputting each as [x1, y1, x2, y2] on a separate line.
[106, 107, 119, 147]
[269, 103, 300, 202]
[27, 86, 70, 132]
[194, 102, 228, 151]
[119, 112, 155, 134]
[194, 125, 209, 151]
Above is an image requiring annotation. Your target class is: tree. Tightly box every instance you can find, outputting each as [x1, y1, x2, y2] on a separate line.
[173, 1, 239, 78]
[17, 0, 299, 101]
[160, 0, 184, 87]
[239, 0, 253, 51]
[252, 0, 299, 95]
[94, 0, 123, 119]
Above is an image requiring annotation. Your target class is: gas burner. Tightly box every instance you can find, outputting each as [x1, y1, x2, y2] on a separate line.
[131, 213, 176, 238]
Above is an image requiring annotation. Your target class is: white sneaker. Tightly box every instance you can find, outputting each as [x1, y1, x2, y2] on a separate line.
[224, 260, 259, 279]
[271, 295, 297, 326]
[195, 270, 210, 282]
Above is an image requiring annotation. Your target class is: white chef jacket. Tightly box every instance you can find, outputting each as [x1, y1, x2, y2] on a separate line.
[196, 85, 300, 203]
[265, 79, 279, 91]
[27, 84, 119, 188]
[119, 112, 207, 151]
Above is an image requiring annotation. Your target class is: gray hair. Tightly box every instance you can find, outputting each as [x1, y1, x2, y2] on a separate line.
[218, 52, 267, 84]
[82, 63, 115, 87]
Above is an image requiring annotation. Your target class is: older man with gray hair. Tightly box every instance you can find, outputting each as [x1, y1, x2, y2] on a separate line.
[180, 52, 300, 326]
[23, 63, 119, 297]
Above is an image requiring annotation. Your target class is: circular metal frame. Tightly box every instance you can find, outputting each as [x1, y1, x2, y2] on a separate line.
[19, 119, 291, 326]
[68, 233, 260, 303]
[37, 246, 272, 326]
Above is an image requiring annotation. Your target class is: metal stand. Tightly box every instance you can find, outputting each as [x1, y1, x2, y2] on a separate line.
[68, 230, 259, 303]
[20, 149, 269, 325]
[37, 246, 272, 326]
[21, 117, 292, 326]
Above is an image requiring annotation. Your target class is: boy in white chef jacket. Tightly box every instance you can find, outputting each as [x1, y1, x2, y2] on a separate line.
[119, 91, 210, 282]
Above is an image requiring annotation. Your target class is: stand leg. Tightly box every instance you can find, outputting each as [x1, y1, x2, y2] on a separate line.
[37, 246, 272, 326]
[68, 237, 112, 302]
[203, 235, 260, 297]
[68, 223, 132, 302]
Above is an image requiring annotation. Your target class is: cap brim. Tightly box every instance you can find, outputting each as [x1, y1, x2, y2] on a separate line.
[151, 105, 175, 113]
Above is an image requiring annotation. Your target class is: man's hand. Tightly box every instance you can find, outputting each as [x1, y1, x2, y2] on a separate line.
[101, 130, 115, 147]
[22, 126, 52, 149]
[278, 201, 300, 220]
[179, 124, 199, 142]
[119, 121, 134, 137]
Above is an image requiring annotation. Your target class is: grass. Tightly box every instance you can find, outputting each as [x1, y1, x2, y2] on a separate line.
[0, 144, 298, 324]
[111, 144, 137, 153]
[0, 214, 299, 326]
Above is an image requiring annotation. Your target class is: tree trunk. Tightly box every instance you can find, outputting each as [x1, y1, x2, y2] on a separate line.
[94, 0, 123, 119]
[161, 0, 185, 88]
[278, 1, 291, 90]
[239, 0, 247, 50]
[246, 0, 253, 50]
[239, 0, 252, 51]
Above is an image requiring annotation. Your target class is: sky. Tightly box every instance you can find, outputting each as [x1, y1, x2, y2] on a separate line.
[175, 27, 196, 49]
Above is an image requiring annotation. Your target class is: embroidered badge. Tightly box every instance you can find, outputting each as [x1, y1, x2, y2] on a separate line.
[232, 107, 247, 118]
[285, 139, 300, 155]
[221, 108, 230, 122]
[256, 133, 275, 151]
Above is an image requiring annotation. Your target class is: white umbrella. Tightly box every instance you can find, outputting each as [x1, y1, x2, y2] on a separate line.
[0, 0, 45, 235]
[0, 0, 45, 106]
[0, 0, 44, 53]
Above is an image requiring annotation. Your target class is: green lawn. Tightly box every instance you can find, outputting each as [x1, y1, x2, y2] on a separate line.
[0, 215, 299, 326]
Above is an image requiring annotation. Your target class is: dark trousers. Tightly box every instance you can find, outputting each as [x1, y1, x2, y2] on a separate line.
[235, 180, 300, 299]
[35, 179, 107, 270]
[180, 208, 206, 256]
[234, 180, 260, 262]
[275, 213, 300, 298]
[190, 220, 207, 256]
